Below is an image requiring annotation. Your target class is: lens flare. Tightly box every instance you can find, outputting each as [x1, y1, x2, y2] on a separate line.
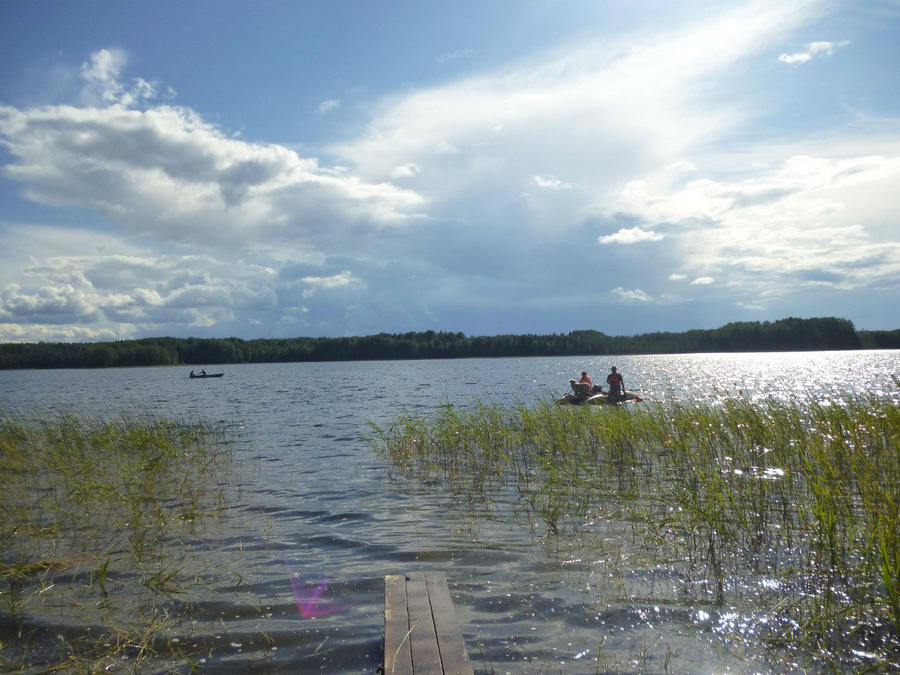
[289, 575, 341, 618]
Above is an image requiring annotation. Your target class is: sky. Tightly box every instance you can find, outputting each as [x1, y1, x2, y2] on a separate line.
[1, 0, 898, 342]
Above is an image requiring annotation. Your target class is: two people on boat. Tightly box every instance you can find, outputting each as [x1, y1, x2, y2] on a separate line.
[189, 369, 207, 377]
[569, 366, 627, 401]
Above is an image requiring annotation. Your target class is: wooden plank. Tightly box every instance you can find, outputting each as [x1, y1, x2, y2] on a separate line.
[384, 574, 413, 675]
[423, 572, 474, 675]
[405, 574, 443, 673]
[385, 572, 473, 674]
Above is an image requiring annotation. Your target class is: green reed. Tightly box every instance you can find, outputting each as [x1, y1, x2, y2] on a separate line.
[369, 395, 900, 665]
[0, 412, 234, 671]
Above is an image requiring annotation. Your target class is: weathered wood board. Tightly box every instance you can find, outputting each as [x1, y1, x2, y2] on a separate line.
[384, 572, 474, 675]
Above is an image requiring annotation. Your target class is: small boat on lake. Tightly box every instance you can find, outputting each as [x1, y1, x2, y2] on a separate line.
[189, 372, 223, 378]
[557, 389, 643, 405]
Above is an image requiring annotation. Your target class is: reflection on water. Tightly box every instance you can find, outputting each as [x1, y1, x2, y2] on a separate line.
[1, 350, 898, 672]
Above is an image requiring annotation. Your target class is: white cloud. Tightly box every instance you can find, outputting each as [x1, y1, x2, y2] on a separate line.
[80, 48, 129, 103]
[79, 48, 159, 107]
[778, 40, 848, 64]
[612, 287, 653, 304]
[691, 276, 715, 285]
[0, 322, 129, 342]
[1, 279, 98, 321]
[301, 270, 362, 298]
[0, 246, 281, 333]
[669, 273, 687, 280]
[0, 47, 427, 265]
[331, 1, 818, 205]
[390, 162, 421, 179]
[0, 97, 425, 251]
[598, 226, 664, 245]
[612, 149, 900, 298]
[532, 174, 572, 190]
[317, 99, 340, 113]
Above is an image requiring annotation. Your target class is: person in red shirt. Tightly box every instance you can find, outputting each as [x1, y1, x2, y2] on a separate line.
[606, 366, 625, 400]
[570, 371, 594, 399]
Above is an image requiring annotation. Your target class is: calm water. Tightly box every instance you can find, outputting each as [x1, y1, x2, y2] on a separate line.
[2, 351, 898, 673]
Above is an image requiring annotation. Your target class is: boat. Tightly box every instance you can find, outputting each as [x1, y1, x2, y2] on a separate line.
[189, 372, 224, 378]
[556, 390, 643, 405]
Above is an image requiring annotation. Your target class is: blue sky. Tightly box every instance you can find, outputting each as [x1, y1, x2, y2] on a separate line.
[1, 0, 898, 342]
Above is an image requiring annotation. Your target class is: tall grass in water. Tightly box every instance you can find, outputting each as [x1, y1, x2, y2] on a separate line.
[370, 395, 900, 668]
[0, 413, 233, 672]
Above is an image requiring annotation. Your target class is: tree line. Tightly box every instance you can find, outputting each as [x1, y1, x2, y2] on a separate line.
[0, 317, 896, 370]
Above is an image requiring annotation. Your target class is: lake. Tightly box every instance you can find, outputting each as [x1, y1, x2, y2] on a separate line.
[2, 350, 898, 673]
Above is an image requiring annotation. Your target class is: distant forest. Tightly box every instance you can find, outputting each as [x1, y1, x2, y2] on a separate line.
[0, 317, 898, 370]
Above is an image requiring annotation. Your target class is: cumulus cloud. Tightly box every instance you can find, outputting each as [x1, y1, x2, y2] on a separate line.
[0, 322, 128, 342]
[778, 40, 848, 64]
[300, 270, 362, 297]
[0, 51, 425, 254]
[0, 221, 426, 340]
[612, 150, 900, 299]
[1, 280, 98, 323]
[0, 103, 425, 249]
[0, 248, 281, 334]
[598, 226, 664, 244]
[691, 276, 715, 285]
[612, 287, 654, 304]
[669, 273, 687, 280]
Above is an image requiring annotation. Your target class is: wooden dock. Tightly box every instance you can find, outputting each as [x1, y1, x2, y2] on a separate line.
[384, 572, 474, 675]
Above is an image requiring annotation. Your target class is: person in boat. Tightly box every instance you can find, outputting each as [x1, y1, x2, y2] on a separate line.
[190, 370, 195, 377]
[606, 366, 625, 400]
[570, 371, 594, 399]
[200, 369, 206, 376]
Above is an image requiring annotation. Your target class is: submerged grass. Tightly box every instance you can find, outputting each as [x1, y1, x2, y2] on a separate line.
[369, 394, 900, 669]
[0, 412, 233, 672]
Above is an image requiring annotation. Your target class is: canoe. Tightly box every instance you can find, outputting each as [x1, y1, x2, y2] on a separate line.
[189, 373, 224, 378]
